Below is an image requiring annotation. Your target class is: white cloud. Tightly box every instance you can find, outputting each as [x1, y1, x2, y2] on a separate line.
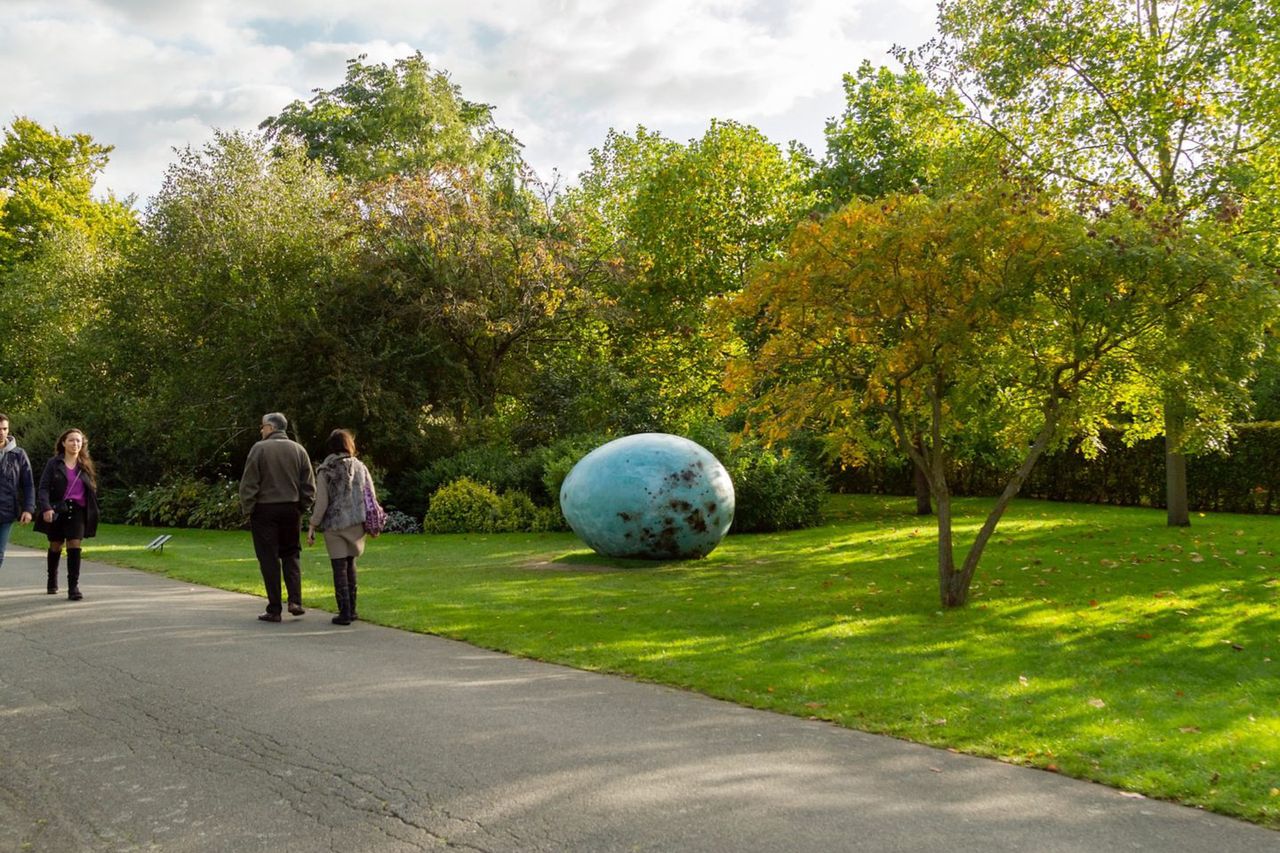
[1, 0, 940, 205]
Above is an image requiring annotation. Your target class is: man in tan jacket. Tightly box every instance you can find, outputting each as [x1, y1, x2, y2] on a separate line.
[240, 412, 315, 622]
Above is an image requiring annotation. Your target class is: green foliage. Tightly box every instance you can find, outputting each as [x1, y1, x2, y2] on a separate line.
[126, 477, 245, 530]
[260, 52, 522, 181]
[725, 444, 826, 533]
[809, 61, 970, 207]
[725, 182, 1271, 605]
[358, 167, 589, 417]
[0, 117, 134, 267]
[424, 477, 502, 533]
[406, 444, 546, 515]
[539, 433, 612, 515]
[921, 0, 1280, 521]
[107, 131, 356, 472]
[0, 119, 137, 426]
[495, 490, 560, 533]
[559, 122, 815, 427]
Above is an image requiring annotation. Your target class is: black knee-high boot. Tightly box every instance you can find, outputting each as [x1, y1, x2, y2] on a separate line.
[347, 557, 358, 621]
[46, 549, 60, 594]
[330, 558, 351, 625]
[66, 548, 83, 600]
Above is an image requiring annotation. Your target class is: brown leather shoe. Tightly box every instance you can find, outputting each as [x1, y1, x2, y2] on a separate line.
[287, 603, 305, 616]
[258, 612, 282, 622]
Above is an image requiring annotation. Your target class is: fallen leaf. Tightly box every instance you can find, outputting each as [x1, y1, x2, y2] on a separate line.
[1088, 698, 1106, 709]
[1179, 726, 1201, 734]
[1019, 675, 1029, 686]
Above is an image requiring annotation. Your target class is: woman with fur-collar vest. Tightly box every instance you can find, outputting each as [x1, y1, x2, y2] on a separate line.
[307, 429, 376, 625]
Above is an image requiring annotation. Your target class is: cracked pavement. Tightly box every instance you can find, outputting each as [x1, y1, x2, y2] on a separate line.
[1, 545, 1277, 852]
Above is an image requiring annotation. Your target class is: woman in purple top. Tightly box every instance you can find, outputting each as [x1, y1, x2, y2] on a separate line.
[34, 428, 100, 600]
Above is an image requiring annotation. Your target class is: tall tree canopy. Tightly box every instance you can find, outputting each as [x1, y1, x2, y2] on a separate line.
[919, 0, 1280, 524]
[560, 121, 814, 426]
[357, 166, 588, 420]
[108, 131, 355, 474]
[260, 52, 523, 182]
[0, 118, 135, 419]
[810, 61, 968, 208]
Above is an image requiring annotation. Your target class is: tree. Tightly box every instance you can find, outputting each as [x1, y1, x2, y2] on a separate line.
[260, 52, 522, 182]
[918, 0, 1280, 525]
[357, 167, 589, 419]
[0, 117, 133, 266]
[560, 121, 814, 427]
[723, 183, 1269, 607]
[109, 131, 358, 473]
[808, 63, 977, 512]
[0, 118, 136, 416]
[810, 61, 967, 208]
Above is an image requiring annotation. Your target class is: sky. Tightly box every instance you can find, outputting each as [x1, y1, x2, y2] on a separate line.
[1, 0, 941, 208]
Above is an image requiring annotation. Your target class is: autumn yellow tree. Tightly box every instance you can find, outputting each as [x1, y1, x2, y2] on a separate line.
[723, 183, 1268, 607]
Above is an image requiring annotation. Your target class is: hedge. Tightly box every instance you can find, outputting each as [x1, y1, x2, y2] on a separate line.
[833, 423, 1280, 514]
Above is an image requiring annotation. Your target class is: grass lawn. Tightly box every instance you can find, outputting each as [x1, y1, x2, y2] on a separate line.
[15, 494, 1280, 827]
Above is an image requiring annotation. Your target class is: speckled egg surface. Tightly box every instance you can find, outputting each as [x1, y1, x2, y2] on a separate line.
[560, 433, 735, 559]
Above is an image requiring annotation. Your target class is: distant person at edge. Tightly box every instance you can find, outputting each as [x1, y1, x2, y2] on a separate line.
[34, 428, 100, 600]
[0, 414, 36, 573]
[307, 429, 376, 626]
[240, 412, 315, 623]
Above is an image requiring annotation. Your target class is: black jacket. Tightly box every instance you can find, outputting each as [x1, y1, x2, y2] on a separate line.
[34, 457, 100, 538]
[0, 441, 34, 523]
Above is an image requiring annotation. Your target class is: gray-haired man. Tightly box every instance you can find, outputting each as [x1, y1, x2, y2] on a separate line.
[240, 413, 315, 622]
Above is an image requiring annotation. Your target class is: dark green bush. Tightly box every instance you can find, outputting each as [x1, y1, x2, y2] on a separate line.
[127, 476, 245, 530]
[727, 444, 826, 533]
[539, 433, 612, 510]
[402, 445, 546, 516]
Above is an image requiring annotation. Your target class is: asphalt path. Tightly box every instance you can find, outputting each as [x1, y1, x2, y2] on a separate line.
[1, 544, 1277, 852]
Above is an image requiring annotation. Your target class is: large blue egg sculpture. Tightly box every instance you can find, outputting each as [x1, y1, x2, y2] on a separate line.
[560, 433, 735, 559]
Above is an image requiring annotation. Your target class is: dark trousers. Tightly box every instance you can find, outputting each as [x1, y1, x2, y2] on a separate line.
[250, 503, 303, 615]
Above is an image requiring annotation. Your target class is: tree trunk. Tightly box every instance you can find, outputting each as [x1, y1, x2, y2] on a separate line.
[913, 434, 932, 515]
[935, 490, 965, 607]
[1165, 396, 1190, 527]
[943, 414, 1060, 608]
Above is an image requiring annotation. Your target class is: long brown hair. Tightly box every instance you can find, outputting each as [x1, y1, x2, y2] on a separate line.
[326, 428, 357, 457]
[56, 428, 97, 488]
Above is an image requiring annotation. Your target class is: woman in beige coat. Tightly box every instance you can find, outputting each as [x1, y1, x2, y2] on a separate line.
[307, 429, 376, 625]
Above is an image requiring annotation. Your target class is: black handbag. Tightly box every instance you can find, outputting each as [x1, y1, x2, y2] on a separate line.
[55, 468, 83, 520]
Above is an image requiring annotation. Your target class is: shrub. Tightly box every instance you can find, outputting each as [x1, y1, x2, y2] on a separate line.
[382, 509, 423, 534]
[540, 433, 611, 510]
[97, 488, 132, 525]
[495, 490, 543, 532]
[127, 476, 245, 530]
[727, 444, 826, 533]
[424, 477, 502, 533]
[401, 445, 546, 517]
